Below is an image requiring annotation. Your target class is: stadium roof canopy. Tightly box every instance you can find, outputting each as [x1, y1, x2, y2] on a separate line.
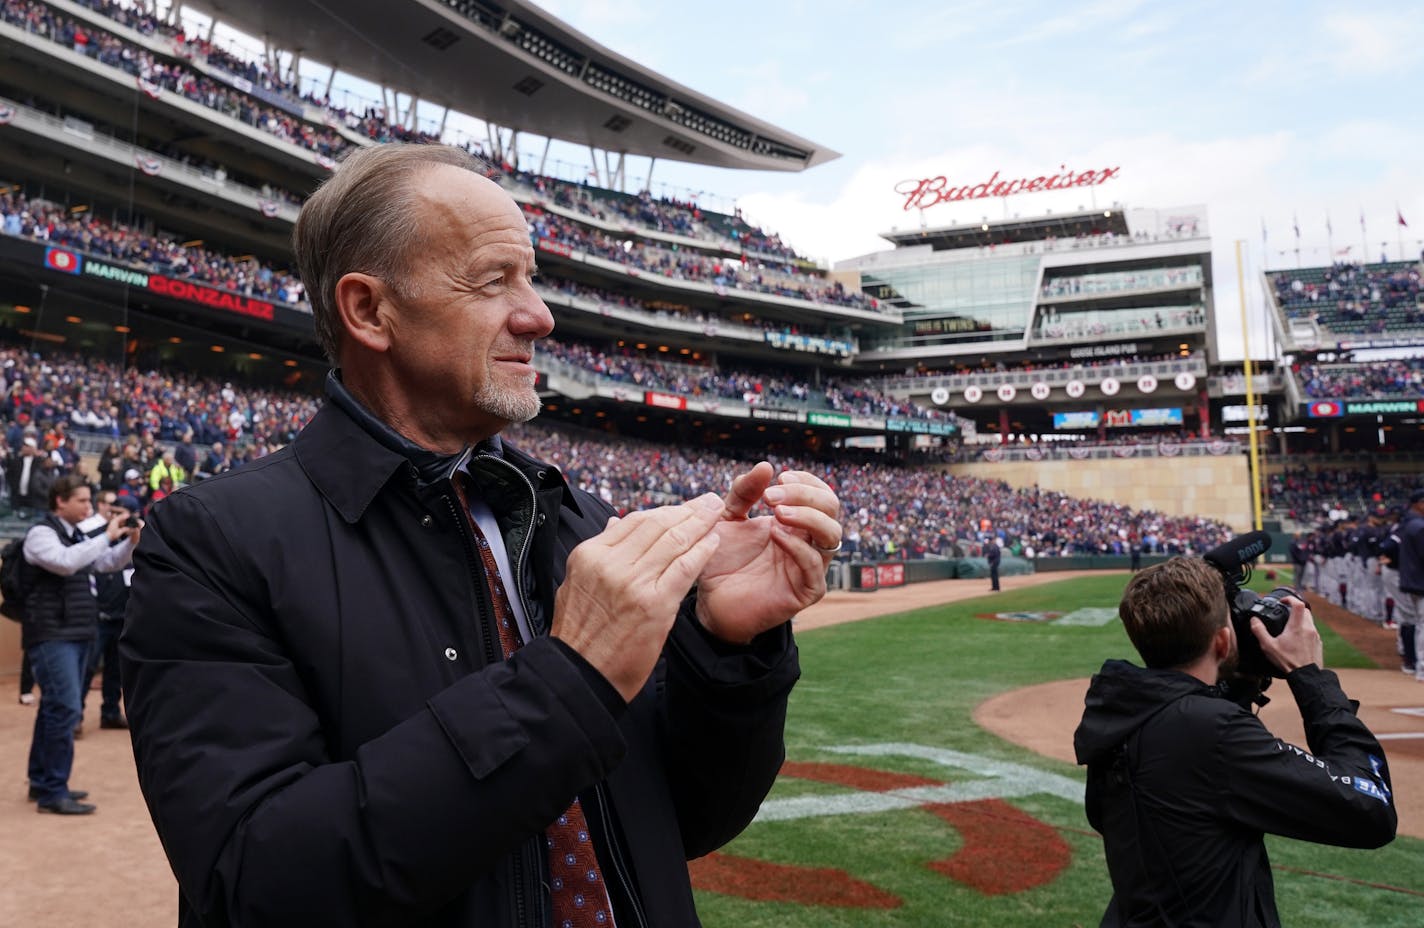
[881, 209, 1132, 251]
[182, 0, 838, 173]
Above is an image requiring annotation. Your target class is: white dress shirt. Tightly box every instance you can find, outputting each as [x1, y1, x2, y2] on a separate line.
[24, 518, 136, 576]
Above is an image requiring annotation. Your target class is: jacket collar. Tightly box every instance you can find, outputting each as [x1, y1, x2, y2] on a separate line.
[296, 370, 582, 523]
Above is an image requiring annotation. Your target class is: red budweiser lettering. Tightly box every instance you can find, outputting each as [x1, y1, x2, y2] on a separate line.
[645, 391, 686, 410]
[148, 275, 275, 320]
[895, 165, 1121, 211]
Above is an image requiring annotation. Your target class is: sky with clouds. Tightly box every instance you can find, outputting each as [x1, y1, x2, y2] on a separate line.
[193, 0, 1422, 361]
[524, 0, 1423, 359]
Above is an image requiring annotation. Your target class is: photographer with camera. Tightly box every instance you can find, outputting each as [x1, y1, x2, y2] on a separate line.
[21, 474, 141, 814]
[1074, 553, 1396, 926]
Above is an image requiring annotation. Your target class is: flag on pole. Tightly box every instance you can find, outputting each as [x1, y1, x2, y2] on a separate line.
[1260, 217, 1267, 248]
[1326, 213, 1332, 235]
[1293, 214, 1300, 238]
[1399, 208, 1409, 228]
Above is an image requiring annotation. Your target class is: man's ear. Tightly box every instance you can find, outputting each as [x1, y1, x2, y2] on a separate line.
[1213, 623, 1235, 662]
[333, 273, 393, 354]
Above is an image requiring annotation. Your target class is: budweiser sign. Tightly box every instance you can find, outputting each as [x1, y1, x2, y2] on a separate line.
[895, 165, 1121, 211]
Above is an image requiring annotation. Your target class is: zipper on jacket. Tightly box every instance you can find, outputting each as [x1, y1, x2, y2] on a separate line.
[595, 783, 650, 928]
[450, 456, 550, 925]
[443, 493, 502, 668]
[473, 453, 542, 634]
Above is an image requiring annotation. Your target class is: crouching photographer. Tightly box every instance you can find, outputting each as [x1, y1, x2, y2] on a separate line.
[1073, 553, 1396, 927]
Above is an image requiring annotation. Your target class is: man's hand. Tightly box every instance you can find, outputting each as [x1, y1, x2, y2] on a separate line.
[1251, 595, 1323, 675]
[695, 462, 842, 644]
[105, 512, 133, 542]
[551, 493, 724, 702]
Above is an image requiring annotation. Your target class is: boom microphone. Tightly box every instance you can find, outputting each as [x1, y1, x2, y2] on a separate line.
[1203, 531, 1272, 577]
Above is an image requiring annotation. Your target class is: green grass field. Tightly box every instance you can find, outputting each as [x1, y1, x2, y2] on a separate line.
[693, 575, 1424, 927]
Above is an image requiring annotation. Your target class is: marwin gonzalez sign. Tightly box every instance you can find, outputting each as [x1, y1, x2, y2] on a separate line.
[895, 164, 1121, 211]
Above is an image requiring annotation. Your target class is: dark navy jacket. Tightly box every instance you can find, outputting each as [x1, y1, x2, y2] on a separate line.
[122, 384, 799, 928]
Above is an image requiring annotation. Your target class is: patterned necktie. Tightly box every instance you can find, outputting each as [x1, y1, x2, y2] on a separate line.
[456, 476, 616, 928]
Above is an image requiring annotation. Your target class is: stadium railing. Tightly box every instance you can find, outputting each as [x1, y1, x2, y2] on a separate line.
[879, 356, 1206, 394]
[960, 440, 1241, 462]
[0, 95, 302, 223]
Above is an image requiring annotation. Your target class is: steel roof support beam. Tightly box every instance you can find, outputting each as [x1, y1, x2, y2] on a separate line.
[537, 137, 552, 176]
[611, 152, 626, 193]
[287, 51, 302, 90]
[586, 146, 601, 187]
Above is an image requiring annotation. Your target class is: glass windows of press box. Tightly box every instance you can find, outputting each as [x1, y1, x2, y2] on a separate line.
[1041, 265, 1204, 299]
[1037, 304, 1207, 341]
[864, 255, 1041, 347]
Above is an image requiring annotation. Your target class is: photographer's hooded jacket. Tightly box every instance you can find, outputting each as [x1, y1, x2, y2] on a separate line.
[122, 374, 800, 927]
[1073, 660, 1395, 928]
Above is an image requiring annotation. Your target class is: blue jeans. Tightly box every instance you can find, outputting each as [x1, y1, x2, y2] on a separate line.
[84, 619, 123, 720]
[26, 639, 90, 804]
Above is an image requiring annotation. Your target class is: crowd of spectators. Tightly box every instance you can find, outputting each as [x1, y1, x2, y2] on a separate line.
[0, 189, 307, 306]
[3, 93, 305, 208]
[0, 335, 1232, 559]
[1267, 464, 1417, 525]
[1296, 358, 1424, 398]
[0, 344, 319, 514]
[518, 173, 805, 264]
[4, 180, 875, 319]
[7, 0, 880, 321]
[540, 337, 952, 422]
[3, 0, 444, 166]
[527, 208, 881, 312]
[1271, 261, 1424, 332]
[1, 0, 347, 159]
[534, 276, 853, 346]
[506, 420, 1234, 560]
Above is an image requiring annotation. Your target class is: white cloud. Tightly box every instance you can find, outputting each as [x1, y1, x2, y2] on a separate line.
[1319, 12, 1424, 77]
[994, 0, 1150, 46]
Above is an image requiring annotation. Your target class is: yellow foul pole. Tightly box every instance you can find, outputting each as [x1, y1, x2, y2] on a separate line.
[1236, 239, 1263, 530]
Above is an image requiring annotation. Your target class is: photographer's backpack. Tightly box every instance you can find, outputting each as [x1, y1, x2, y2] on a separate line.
[0, 531, 31, 621]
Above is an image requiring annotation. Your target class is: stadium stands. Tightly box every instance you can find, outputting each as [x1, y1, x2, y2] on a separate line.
[1296, 358, 1424, 398]
[540, 337, 951, 421]
[0, 332, 1233, 558]
[0, 189, 307, 307]
[0, 0, 1263, 545]
[506, 420, 1234, 559]
[1267, 464, 1416, 525]
[1270, 261, 1423, 336]
[527, 210, 882, 312]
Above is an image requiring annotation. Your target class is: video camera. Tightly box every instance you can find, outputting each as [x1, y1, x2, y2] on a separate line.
[1203, 531, 1295, 679]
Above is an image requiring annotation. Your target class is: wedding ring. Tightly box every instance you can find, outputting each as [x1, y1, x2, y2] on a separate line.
[815, 539, 843, 553]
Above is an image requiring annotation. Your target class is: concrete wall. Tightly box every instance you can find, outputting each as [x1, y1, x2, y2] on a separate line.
[947, 454, 1253, 531]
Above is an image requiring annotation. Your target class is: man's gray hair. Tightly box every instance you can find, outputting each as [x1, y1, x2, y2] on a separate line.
[293, 143, 488, 363]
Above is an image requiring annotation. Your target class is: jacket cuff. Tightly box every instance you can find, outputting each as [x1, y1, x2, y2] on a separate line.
[666, 596, 799, 707]
[1285, 664, 1353, 713]
[549, 636, 628, 717]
